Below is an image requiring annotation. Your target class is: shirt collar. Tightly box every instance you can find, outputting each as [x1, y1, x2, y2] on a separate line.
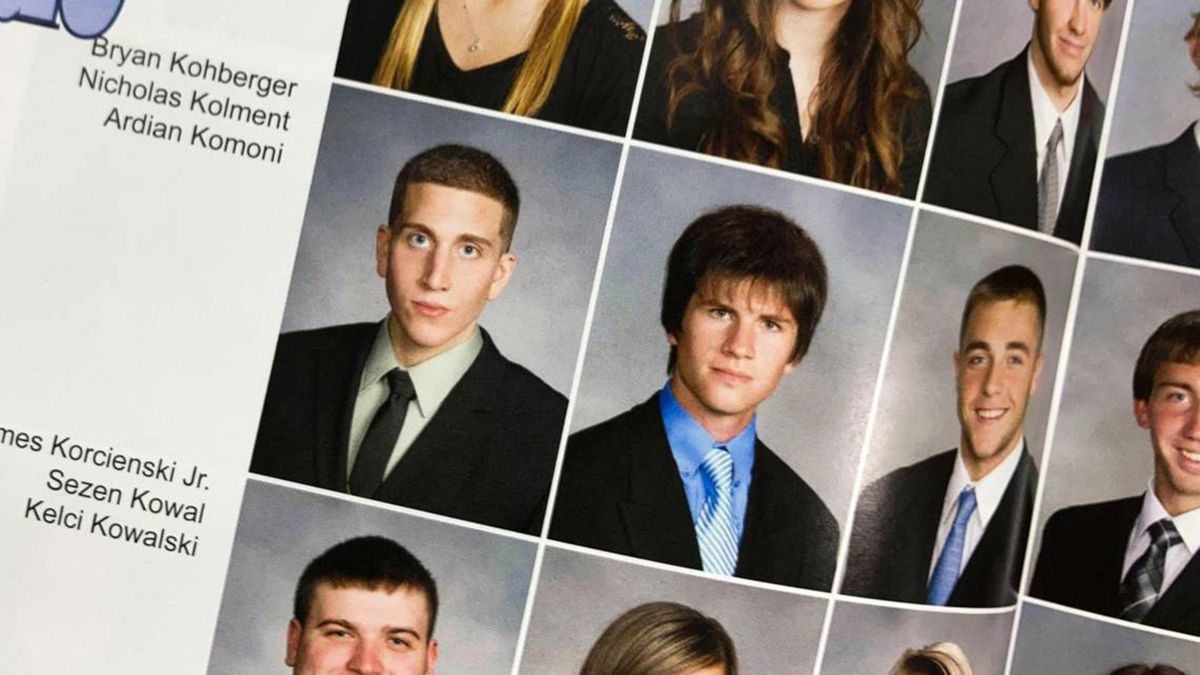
[659, 382, 756, 484]
[1027, 48, 1083, 163]
[359, 319, 483, 418]
[941, 438, 1026, 528]
[1193, 121, 1200, 153]
[1134, 480, 1200, 554]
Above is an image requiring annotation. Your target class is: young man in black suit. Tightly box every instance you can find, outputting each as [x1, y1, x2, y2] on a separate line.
[550, 205, 838, 590]
[1032, 310, 1200, 637]
[1092, 12, 1200, 269]
[251, 144, 566, 535]
[924, 0, 1112, 244]
[843, 266, 1046, 607]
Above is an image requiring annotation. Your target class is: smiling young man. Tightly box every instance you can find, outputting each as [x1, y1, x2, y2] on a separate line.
[549, 205, 838, 590]
[925, 0, 1112, 244]
[250, 144, 567, 535]
[1032, 310, 1200, 637]
[287, 536, 439, 675]
[844, 266, 1047, 607]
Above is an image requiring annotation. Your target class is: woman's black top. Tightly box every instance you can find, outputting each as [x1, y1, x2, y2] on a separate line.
[634, 14, 932, 198]
[335, 0, 646, 135]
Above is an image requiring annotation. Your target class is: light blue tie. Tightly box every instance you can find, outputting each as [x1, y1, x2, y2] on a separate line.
[927, 486, 977, 605]
[696, 446, 739, 576]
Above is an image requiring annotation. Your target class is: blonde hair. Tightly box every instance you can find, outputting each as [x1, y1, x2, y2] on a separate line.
[580, 602, 737, 675]
[372, 0, 587, 117]
[890, 642, 974, 675]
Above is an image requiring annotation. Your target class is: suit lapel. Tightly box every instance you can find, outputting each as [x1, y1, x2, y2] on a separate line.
[1146, 551, 1200, 630]
[1165, 125, 1200, 263]
[618, 398, 703, 569]
[312, 328, 375, 493]
[1053, 81, 1101, 244]
[736, 440, 807, 581]
[952, 450, 1036, 606]
[988, 51, 1039, 230]
[369, 332, 500, 511]
[900, 452, 954, 601]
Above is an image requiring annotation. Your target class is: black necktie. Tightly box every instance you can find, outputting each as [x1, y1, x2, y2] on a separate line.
[348, 368, 415, 497]
[1118, 518, 1183, 623]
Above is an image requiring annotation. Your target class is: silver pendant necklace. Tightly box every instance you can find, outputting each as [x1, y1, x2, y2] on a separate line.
[462, 0, 482, 53]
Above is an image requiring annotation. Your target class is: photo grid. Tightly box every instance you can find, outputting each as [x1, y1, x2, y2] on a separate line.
[207, 0, 1200, 672]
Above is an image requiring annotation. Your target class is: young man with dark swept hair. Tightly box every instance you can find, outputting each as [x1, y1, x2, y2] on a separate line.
[251, 144, 567, 535]
[844, 265, 1047, 608]
[550, 205, 838, 590]
[287, 536, 439, 675]
[1033, 309, 1200, 637]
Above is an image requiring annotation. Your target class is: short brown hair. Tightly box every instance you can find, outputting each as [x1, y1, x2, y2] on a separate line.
[580, 602, 737, 675]
[1133, 310, 1200, 401]
[890, 642, 974, 675]
[293, 536, 439, 637]
[959, 265, 1047, 351]
[1108, 665, 1187, 675]
[660, 205, 827, 372]
[388, 144, 520, 248]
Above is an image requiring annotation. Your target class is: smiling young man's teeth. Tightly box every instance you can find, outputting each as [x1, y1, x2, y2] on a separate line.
[1182, 449, 1200, 462]
[977, 408, 1006, 419]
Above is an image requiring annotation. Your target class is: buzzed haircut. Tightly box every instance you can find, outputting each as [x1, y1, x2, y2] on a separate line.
[1108, 665, 1187, 675]
[388, 144, 520, 249]
[660, 204, 828, 373]
[959, 265, 1047, 350]
[293, 536, 440, 637]
[1133, 310, 1200, 402]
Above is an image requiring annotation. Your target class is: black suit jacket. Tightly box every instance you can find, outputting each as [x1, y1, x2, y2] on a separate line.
[842, 448, 1037, 607]
[1092, 125, 1200, 269]
[549, 395, 839, 590]
[250, 322, 567, 534]
[1031, 496, 1200, 637]
[924, 49, 1103, 244]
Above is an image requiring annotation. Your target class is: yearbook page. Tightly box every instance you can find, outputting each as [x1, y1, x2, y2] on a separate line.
[3, 0, 1200, 673]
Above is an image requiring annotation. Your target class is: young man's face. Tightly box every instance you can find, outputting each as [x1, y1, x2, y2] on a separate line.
[955, 299, 1044, 479]
[1137, 361, 1200, 517]
[287, 583, 438, 675]
[376, 182, 516, 367]
[1029, 0, 1105, 90]
[668, 276, 799, 438]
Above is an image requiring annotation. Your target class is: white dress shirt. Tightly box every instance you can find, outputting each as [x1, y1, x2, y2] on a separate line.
[1027, 50, 1083, 218]
[345, 319, 483, 483]
[1121, 482, 1200, 595]
[928, 440, 1027, 581]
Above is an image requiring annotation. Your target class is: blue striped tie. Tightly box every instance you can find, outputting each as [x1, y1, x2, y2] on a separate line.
[696, 446, 739, 576]
[926, 486, 977, 605]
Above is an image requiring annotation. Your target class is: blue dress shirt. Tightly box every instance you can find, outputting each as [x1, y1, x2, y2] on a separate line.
[658, 383, 756, 545]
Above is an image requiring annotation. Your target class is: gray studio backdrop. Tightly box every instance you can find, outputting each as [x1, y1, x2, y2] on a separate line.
[520, 546, 827, 674]
[207, 481, 536, 675]
[568, 146, 911, 527]
[946, 0, 1128, 104]
[820, 600, 1014, 674]
[862, 211, 1076, 484]
[279, 85, 621, 395]
[1104, 0, 1200, 156]
[1012, 602, 1200, 673]
[656, 0, 956, 94]
[1033, 260, 1200, 556]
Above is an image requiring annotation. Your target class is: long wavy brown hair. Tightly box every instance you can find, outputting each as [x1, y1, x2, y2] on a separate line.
[665, 0, 924, 195]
